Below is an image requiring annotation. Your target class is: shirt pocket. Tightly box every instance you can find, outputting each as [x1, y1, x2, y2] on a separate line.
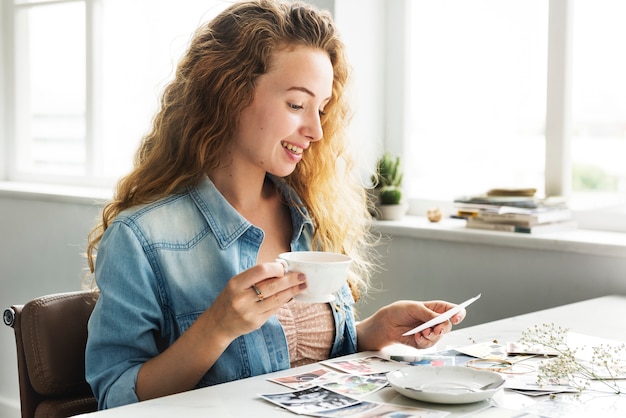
[176, 312, 252, 387]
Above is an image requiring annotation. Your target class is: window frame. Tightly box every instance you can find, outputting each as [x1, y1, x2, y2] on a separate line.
[1, 0, 13, 181]
[544, 0, 571, 197]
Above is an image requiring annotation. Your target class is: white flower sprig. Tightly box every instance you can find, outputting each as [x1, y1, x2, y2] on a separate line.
[519, 323, 626, 395]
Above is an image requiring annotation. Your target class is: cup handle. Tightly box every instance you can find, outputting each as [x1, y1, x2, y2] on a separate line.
[275, 258, 289, 274]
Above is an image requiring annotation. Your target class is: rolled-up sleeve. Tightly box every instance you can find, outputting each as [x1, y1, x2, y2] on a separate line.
[329, 284, 358, 358]
[86, 220, 166, 410]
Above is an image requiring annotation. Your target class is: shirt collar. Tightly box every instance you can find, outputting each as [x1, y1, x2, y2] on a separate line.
[189, 175, 313, 249]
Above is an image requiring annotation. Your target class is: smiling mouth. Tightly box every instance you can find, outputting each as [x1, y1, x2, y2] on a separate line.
[281, 141, 303, 155]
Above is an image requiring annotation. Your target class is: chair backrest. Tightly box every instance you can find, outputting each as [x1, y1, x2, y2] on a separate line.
[3, 290, 99, 418]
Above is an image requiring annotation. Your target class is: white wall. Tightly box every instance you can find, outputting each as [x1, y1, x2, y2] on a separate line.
[356, 231, 626, 326]
[0, 195, 103, 417]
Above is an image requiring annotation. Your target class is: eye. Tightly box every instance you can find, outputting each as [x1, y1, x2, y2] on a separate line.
[318, 110, 327, 117]
[288, 103, 304, 111]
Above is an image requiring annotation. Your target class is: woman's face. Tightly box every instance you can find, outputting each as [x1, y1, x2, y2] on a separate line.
[233, 46, 333, 178]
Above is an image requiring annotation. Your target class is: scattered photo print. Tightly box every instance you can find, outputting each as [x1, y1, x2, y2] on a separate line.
[390, 354, 456, 367]
[268, 368, 332, 389]
[322, 355, 404, 375]
[260, 386, 361, 415]
[321, 374, 389, 399]
[454, 341, 508, 360]
[315, 401, 381, 417]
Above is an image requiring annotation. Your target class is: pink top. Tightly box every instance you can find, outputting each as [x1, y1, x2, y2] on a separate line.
[276, 299, 335, 367]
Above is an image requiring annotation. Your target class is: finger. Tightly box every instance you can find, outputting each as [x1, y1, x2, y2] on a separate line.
[420, 327, 439, 339]
[450, 312, 465, 325]
[412, 332, 438, 349]
[241, 262, 286, 290]
[250, 283, 265, 303]
[250, 271, 304, 301]
[433, 319, 452, 334]
[417, 328, 443, 345]
[413, 320, 449, 343]
[254, 275, 306, 307]
[237, 262, 290, 303]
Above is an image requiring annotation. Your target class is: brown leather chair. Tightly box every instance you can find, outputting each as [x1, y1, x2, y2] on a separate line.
[3, 291, 99, 418]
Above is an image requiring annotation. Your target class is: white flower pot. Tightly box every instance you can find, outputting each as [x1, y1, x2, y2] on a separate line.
[376, 202, 408, 220]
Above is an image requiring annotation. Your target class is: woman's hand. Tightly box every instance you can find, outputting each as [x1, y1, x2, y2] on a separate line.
[356, 300, 466, 351]
[136, 261, 305, 401]
[203, 262, 307, 341]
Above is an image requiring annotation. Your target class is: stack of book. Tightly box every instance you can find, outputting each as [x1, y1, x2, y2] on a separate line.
[454, 189, 577, 234]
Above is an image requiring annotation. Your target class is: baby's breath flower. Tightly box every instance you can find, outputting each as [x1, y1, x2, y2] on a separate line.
[519, 323, 626, 395]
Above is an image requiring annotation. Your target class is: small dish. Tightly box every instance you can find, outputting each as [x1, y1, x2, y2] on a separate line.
[387, 366, 504, 404]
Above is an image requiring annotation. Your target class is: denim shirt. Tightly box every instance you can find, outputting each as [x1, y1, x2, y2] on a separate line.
[85, 176, 357, 409]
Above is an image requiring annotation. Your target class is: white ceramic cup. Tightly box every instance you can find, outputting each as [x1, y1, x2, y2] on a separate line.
[276, 251, 352, 303]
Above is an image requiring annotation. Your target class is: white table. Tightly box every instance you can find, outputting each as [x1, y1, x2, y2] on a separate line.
[77, 295, 626, 417]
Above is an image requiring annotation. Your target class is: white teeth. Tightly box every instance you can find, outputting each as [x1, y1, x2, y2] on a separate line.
[281, 141, 303, 155]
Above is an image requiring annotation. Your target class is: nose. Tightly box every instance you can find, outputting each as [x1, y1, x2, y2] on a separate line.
[302, 110, 324, 142]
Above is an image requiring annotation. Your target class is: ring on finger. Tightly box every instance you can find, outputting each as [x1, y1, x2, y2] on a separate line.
[252, 284, 264, 302]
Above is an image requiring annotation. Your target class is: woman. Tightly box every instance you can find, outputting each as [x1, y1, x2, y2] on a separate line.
[85, 0, 465, 410]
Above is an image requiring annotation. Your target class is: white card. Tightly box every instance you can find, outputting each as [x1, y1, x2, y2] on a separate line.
[402, 294, 481, 336]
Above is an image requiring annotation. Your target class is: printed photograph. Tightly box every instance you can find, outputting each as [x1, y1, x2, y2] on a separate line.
[321, 374, 389, 399]
[260, 386, 361, 415]
[268, 368, 332, 389]
[323, 356, 403, 375]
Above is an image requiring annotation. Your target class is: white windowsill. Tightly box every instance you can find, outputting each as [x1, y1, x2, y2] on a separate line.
[373, 216, 626, 259]
[2, 182, 625, 259]
[0, 181, 112, 205]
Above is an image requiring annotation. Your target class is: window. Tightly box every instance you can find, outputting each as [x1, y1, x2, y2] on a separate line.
[400, 0, 626, 229]
[3, 0, 228, 187]
[3, 0, 626, 233]
[406, 0, 547, 200]
[13, 0, 86, 179]
[570, 0, 626, 210]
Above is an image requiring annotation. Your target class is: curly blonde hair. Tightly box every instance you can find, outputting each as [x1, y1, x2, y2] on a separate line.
[87, 0, 376, 299]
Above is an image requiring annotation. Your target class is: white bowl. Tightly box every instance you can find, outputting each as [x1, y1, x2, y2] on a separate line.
[387, 366, 504, 404]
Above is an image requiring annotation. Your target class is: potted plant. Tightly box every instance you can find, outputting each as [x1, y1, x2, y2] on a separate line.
[371, 152, 408, 220]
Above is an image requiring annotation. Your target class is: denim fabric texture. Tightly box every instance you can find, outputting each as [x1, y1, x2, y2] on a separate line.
[85, 176, 357, 409]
